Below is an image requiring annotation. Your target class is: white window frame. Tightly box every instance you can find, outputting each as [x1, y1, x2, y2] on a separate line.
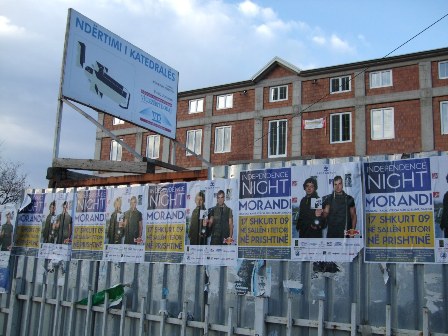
[441, 101, 448, 134]
[270, 85, 288, 102]
[113, 117, 124, 125]
[330, 75, 351, 94]
[110, 139, 123, 161]
[186, 129, 202, 156]
[216, 94, 233, 110]
[330, 112, 352, 144]
[268, 119, 287, 158]
[189, 98, 204, 114]
[215, 126, 232, 153]
[371, 107, 395, 140]
[370, 70, 392, 88]
[146, 135, 160, 159]
[439, 61, 448, 79]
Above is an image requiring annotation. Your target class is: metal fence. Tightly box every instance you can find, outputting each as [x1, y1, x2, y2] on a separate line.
[0, 153, 447, 336]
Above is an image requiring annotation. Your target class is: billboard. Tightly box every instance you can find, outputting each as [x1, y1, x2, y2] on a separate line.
[61, 9, 179, 139]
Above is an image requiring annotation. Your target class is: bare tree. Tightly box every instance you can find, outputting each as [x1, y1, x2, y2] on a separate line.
[0, 158, 28, 205]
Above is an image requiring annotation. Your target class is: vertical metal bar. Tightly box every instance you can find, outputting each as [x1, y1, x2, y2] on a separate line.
[351, 302, 357, 336]
[180, 301, 188, 336]
[254, 297, 267, 336]
[52, 99, 64, 159]
[101, 291, 109, 336]
[317, 299, 324, 336]
[386, 304, 391, 336]
[286, 296, 292, 336]
[20, 283, 33, 336]
[5, 277, 19, 336]
[138, 297, 146, 336]
[422, 307, 429, 336]
[52, 286, 62, 336]
[159, 298, 167, 336]
[84, 290, 93, 336]
[67, 289, 76, 336]
[203, 303, 209, 336]
[37, 284, 47, 336]
[227, 307, 234, 336]
[119, 295, 126, 336]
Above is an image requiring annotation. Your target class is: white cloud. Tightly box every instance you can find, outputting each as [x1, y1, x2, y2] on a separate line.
[238, 0, 260, 17]
[312, 35, 326, 45]
[255, 24, 273, 38]
[0, 16, 25, 35]
[330, 34, 355, 53]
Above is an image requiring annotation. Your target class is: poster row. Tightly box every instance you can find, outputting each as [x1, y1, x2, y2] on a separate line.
[3, 156, 448, 266]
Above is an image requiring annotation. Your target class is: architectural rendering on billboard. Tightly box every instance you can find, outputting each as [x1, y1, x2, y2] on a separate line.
[61, 9, 179, 139]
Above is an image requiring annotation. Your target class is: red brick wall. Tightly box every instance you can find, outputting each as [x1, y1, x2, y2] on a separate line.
[301, 108, 355, 158]
[100, 135, 138, 161]
[432, 60, 448, 88]
[433, 95, 448, 151]
[212, 89, 255, 115]
[174, 127, 204, 167]
[177, 97, 206, 121]
[103, 114, 129, 129]
[366, 100, 421, 155]
[365, 65, 419, 95]
[263, 84, 293, 110]
[265, 66, 296, 79]
[210, 120, 254, 164]
[302, 75, 355, 105]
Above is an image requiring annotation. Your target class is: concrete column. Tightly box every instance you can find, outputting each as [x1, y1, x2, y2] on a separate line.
[253, 117, 263, 160]
[135, 131, 143, 161]
[203, 124, 212, 166]
[354, 71, 366, 156]
[255, 86, 264, 111]
[253, 87, 264, 159]
[291, 80, 302, 156]
[205, 94, 214, 117]
[162, 136, 170, 163]
[419, 61, 434, 151]
[94, 113, 105, 160]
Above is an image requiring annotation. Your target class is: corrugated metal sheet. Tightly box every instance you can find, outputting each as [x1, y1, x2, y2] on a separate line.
[0, 152, 447, 336]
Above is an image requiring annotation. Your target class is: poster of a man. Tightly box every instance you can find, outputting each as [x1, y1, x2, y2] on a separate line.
[123, 196, 143, 244]
[296, 177, 325, 238]
[0, 212, 14, 251]
[440, 173, 448, 238]
[53, 201, 72, 244]
[107, 197, 124, 244]
[42, 201, 56, 243]
[188, 191, 208, 245]
[208, 190, 234, 245]
[322, 175, 357, 238]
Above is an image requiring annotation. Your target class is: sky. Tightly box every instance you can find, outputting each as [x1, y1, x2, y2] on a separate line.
[0, 0, 447, 189]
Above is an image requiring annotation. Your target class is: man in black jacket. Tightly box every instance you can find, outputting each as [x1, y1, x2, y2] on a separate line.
[296, 177, 325, 238]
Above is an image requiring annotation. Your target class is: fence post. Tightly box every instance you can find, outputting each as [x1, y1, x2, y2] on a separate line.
[422, 307, 429, 336]
[317, 299, 324, 336]
[254, 297, 267, 336]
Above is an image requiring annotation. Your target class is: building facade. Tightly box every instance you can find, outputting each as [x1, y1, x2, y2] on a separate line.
[94, 47, 448, 177]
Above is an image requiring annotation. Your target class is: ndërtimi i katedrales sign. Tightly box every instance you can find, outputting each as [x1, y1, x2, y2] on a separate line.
[238, 168, 292, 260]
[364, 158, 435, 262]
[61, 9, 179, 139]
[145, 183, 187, 264]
